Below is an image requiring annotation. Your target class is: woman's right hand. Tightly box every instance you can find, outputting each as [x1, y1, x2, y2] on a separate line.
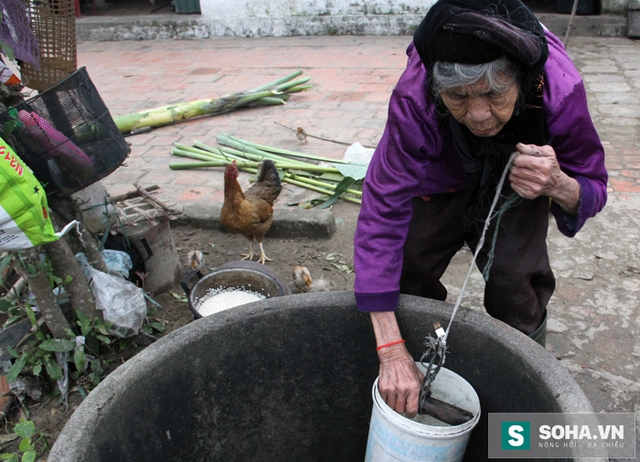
[369, 310, 424, 417]
[377, 344, 424, 418]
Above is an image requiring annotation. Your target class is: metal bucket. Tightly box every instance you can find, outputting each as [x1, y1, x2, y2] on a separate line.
[180, 260, 291, 318]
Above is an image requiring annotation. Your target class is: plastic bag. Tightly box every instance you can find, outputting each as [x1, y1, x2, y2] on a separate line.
[76, 249, 133, 280]
[101, 249, 133, 279]
[85, 264, 147, 338]
[0, 136, 58, 250]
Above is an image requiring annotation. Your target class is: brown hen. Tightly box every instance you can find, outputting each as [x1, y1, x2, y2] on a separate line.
[220, 160, 282, 264]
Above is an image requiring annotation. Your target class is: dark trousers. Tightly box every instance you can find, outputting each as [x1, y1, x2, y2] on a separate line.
[400, 191, 555, 335]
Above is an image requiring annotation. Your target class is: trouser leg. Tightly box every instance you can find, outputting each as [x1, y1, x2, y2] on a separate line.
[468, 194, 555, 335]
[400, 193, 468, 300]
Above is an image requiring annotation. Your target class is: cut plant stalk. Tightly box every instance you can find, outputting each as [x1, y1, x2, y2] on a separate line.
[213, 136, 315, 168]
[168, 159, 361, 204]
[170, 134, 363, 205]
[214, 134, 354, 165]
[113, 72, 312, 134]
[171, 147, 344, 174]
[186, 141, 338, 173]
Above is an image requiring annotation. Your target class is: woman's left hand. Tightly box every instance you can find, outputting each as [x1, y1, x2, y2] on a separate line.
[509, 142, 580, 214]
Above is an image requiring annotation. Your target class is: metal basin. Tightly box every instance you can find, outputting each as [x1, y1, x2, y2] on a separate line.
[180, 260, 291, 318]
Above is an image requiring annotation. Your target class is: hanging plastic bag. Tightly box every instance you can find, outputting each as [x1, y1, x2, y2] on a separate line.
[89, 266, 146, 338]
[80, 261, 147, 338]
[101, 249, 133, 279]
[0, 136, 58, 250]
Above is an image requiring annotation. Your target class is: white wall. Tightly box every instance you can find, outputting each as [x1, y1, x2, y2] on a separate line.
[602, 0, 630, 13]
[202, 0, 432, 17]
[198, 0, 436, 36]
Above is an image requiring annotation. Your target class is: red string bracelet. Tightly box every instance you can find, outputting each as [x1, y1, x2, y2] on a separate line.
[376, 339, 405, 351]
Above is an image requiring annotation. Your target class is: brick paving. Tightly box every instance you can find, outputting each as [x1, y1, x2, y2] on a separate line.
[75, 35, 640, 206]
[71, 34, 640, 445]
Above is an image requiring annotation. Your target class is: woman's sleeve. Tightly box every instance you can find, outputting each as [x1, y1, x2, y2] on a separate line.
[545, 49, 608, 237]
[354, 87, 442, 312]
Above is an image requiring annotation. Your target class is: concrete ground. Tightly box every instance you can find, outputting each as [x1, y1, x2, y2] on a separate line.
[67, 20, 639, 458]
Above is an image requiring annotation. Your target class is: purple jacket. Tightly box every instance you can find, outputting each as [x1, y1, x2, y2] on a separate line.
[354, 30, 608, 313]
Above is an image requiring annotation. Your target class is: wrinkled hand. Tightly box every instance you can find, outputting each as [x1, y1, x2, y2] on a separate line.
[377, 344, 424, 418]
[509, 143, 580, 214]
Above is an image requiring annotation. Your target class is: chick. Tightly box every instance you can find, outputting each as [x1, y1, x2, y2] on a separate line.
[187, 250, 205, 271]
[292, 265, 313, 293]
[296, 127, 308, 143]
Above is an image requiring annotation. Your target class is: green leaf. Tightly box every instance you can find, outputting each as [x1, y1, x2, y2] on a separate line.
[7, 356, 28, 382]
[96, 335, 111, 345]
[170, 290, 188, 302]
[14, 420, 35, 439]
[98, 324, 111, 336]
[43, 356, 63, 381]
[18, 437, 32, 452]
[6, 345, 20, 359]
[0, 298, 13, 312]
[5, 315, 24, 326]
[39, 338, 75, 352]
[74, 345, 86, 371]
[76, 310, 89, 324]
[335, 164, 368, 180]
[0, 453, 19, 462]
[32, 362, 41, 377]
[21, 451, 36, 462]
[316, 177, 357, 210]
[147, 322, 165, 332]
[50, 274, 62, 285]
[24, 306, 37, 327]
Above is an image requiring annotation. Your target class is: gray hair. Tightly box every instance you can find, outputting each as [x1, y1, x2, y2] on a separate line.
[431, 56, 524, 102]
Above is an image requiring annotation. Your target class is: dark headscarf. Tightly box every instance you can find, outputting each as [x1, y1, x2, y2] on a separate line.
[413, 0, 549, 97]
[413, 0, 550, 231]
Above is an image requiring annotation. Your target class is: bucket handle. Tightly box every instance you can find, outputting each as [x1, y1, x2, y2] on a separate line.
[180, 269, 203, 299]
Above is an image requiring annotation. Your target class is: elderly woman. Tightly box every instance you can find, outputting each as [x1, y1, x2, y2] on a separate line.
[354, 0, 608, 418]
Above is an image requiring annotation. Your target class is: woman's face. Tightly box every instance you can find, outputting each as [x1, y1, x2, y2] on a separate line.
[440, 78, 519, 138]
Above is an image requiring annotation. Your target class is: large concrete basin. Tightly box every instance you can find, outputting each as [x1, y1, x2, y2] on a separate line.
[49, 292, 598, 461]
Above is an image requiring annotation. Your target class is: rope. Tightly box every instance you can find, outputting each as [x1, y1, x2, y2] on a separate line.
[419, 152, 519, 401]
[443, 151, 518, 339]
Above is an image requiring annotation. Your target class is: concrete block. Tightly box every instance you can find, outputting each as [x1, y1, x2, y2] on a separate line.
[49, 293, 598, 461]
[179, 203, 337, 239]
[123, 218, 181, 294]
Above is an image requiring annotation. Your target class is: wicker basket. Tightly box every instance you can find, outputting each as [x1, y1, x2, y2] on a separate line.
[0, 67, 130, 197]
[19, 0, 77, 92]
